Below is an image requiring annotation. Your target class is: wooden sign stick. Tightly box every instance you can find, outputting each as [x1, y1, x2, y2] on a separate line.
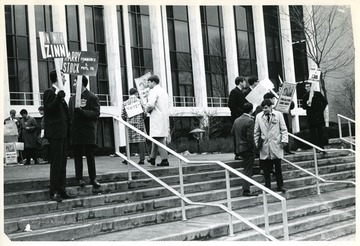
[75, 75, 83, 108]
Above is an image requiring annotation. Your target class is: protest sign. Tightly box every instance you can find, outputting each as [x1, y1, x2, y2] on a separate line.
[125, 101, 144, 118]
[275, 82, 296, 113]
[4, 143, 17, 164]
[62, 51, 99, 76]
[134, 72, 152, 105]
[245, 83, 269, 109]
[38, 32, 68, 59]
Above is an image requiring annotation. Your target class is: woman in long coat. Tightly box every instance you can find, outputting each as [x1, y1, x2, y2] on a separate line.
[19, 109, 39, 165]
[254, 99, 288, 193]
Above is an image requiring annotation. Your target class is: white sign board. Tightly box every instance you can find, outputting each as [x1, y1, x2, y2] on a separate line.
[134, 72, 151, 105]
[125, 101, 144, 118]
[275, 82, 296, 113]
[245, 83, 269, 109]
[4, 143, 17, 164]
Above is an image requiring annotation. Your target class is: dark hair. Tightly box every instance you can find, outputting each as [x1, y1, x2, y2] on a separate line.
[248, 76, 258, 86]
[38, 106, 44, 111]
[261, 99, 273, 107]
[148, 75, 160, 84]
[263, 92, 275, 100]
[20, 109, 28, 115]
[129, 88, 138, 95]
[10, 109, 16, 114]
[49, 70, 57, 83]
[243, 102, 253, 114]
[82, 76, 88, 87]
[234, 76, 245, 86]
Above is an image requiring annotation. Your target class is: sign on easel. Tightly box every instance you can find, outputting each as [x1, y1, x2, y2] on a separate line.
[134, 72, 151, 105]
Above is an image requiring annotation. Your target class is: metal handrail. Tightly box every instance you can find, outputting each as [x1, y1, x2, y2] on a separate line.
[337, 114, 355, 149]
[110, 114, 289, 241]
[284, 132, 356, 195]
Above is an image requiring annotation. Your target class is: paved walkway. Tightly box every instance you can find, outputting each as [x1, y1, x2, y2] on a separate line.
[3, 153, 235, 182]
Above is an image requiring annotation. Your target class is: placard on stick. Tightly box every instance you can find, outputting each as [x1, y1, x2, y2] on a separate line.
[134, 72, 151, 105]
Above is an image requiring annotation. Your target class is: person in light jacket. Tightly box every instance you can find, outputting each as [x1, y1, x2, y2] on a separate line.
[254, 99, 288, 193]
[145, 75, 170, 167]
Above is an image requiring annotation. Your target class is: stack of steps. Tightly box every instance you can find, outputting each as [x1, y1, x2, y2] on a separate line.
[4, 150, 355, 241]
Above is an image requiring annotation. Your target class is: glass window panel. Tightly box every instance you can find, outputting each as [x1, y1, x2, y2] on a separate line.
[97, 44, 107, 63]
[166, 6, 174, 18]
[246, 7, 254, 31]
[179, 86, 186, 97]
[139, 5, 149, 15]
[249, 33, 256, 59]
[237, 31, 249, 58]
[186, 85, 194, 97]
[207, 26, 221, 56]
[140, 15, 151, 48]
[173, 6, 187, 21]
[85, 7, 94, 42]
[94, 7, 105, 43]
[206, 6, 219, 26]
[235, 6, 247, 30]
[5, 6, 14, 34]
[87, 43, 95, 52]
[14, 5, 27, 35]
[7, 59, 16, 76]
[167, 19, 176, 51]
[174, 21, 190, 52]
[178, 71, 193, 85]
[45, 6, 52, 31]
[68, 41, 80, 51]
[117, 9, 124, 46]
[18, 60, 31, 92]
[17, 37, 30, 59]
[239, 59, 251, 76]
[120, 47, 126, 65]
[90, 76, 97, 93]
[6, 36, 15, 57]
[131, 48, 140, 66]
[35, 6, 45, 33]
[170, 52, 177, 69]
[66, 6, 79, 41]
[38, 61, 50, 92]
[266, 36, 275, 61]
[177, 53, 192, 71]
[143, 49, 153, 68]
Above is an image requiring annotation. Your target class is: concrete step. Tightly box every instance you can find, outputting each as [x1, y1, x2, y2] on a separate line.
[6, 183, 355, 241]
[73, 187, 355, 241]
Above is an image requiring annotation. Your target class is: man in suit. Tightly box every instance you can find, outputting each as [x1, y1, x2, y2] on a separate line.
[254, 99, 288, 193]
[228, 76, 248, 160]
[302, 82, 328, 152]
[232, 102, 258, 196]
[43, 70, 74, 202]
[69, 76, 101, 188]
[4, 109, 20, 130]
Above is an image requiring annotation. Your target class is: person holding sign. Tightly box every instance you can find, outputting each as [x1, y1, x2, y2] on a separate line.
[43, 70, 73, 202]
[68, 76, 101, 188]
[121, 88, 147, 164]
[145, 75, 170, 167]
[302, 82, 328, 152]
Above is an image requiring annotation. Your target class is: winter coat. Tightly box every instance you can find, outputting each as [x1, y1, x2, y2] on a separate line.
[69, 89, 100, 145]
[302, 91, 328, 126]
[232, 113, 255, 154]
[19, 115, 38, 149]
[254, 110, 288, 160]
[146, 84, 169, 137]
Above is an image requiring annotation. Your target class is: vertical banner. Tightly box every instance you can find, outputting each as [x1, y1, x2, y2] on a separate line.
[134, 72, 152, 105]
[275, 82, 296, 113]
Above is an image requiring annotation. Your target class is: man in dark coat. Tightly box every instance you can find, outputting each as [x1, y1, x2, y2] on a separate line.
[69, 76, 101, 188]
[232, 102, 257, 197]
[302, 82, 328, 151]
[228, 76, 248, 160]
[43, 70, 73, 202]
[19, 109, 39, 165]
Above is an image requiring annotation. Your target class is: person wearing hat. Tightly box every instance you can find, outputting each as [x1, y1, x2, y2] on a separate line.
[43, 70, 73, 202]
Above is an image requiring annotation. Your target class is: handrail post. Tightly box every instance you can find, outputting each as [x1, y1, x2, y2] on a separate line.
[313, 148, 320, 194]
[262, 190, 270, 239]
[338, 115, 343, 141]
[348, 121, 353, 150]
[125, 127, 132, 181]
[178, 159, 187, 220]
[225, 170, 234, 236]
[281, 200, 289, 241]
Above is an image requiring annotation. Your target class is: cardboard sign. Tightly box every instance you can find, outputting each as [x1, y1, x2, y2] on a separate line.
[4, 143, 17, 164]
[4, 121, 18, 136]
[275, 82, 296, 113]
[245, 83, 269, 109]
[125, 101, 144, 118]
[62, 51, 99, 76]
[39, 32, 68, 59]
[134, 72, 151, 105]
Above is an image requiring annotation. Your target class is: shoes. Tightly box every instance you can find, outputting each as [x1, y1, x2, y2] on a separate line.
[50, 193, 63, 202]
[60, 192, 76, 199]
[157, 159, 170, 167]
[34, 159, 40, 164]
[147, 158, 156, 166]
[90, 179, 101, 188]
[243, 191, 258, 197]
[78, 179, 86, 187]
[234, 155, 242, 160]
[138, 160, 145, 165]
[122, 160, 128, 165]
[277, 187, 287, 193]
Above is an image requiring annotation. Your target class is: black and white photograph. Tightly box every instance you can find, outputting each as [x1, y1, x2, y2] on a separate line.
[1, 0, 357, 244]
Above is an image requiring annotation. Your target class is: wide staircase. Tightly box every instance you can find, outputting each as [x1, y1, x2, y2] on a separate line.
[3, 149, 355, 241]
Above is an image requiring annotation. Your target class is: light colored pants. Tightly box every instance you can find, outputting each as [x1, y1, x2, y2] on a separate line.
[150, 137, 168, 160]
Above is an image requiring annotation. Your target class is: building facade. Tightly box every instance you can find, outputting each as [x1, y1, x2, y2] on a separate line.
[3, 5, 352, 153]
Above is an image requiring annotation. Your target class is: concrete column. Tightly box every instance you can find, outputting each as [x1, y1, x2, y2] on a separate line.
[103, 5, 124, 151]
[149, 5, 167, 91]
[252, 6, 268, 80]
[2, 6, 10, 116]
[222, 5, 238, 94]
[122, 5, 134, 91]
[279, 5, 300, 133]
[188, 6, 207, 108]
[78, 5, 87, 51]
[161, 6, 173, 102]
[28, 6, 40, 109]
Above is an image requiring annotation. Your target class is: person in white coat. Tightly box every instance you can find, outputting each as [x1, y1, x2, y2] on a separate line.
[145, 75, 170, 167]
[254, 99, 288, 193]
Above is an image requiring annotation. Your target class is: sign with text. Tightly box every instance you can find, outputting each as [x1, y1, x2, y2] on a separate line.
[245, 83, 269, 109]
[275, 82, 296, 113]
[39, 32, 68, 59]
[125, 101, 144, 118]
[134, 72, 151, 105]
[62, 51, 99, 76]
[4, 143, 17, 164]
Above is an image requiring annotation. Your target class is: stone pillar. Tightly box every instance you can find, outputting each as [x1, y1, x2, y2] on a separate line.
[223, 5, 238, 94]
[188, 6, 207, 108]
[279, 5, 300, 133]
[161, 6, 173, 102]
[122, 5, 134, 91]
[252, 6, 268, 81]
[2, 6, 10, 115]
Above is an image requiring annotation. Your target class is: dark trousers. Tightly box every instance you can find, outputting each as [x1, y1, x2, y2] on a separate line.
[260, 159, 283, 189]
[24, 148, 37, 163]
[73, 144, 96, 181]
[130, 142, 146, 161]
[309, 124, 325, 149]
[41, 144, 50, 161]
[239, 151, 255, 191]
[150, 137, 168, 160]
[48, 138, 68, 196]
